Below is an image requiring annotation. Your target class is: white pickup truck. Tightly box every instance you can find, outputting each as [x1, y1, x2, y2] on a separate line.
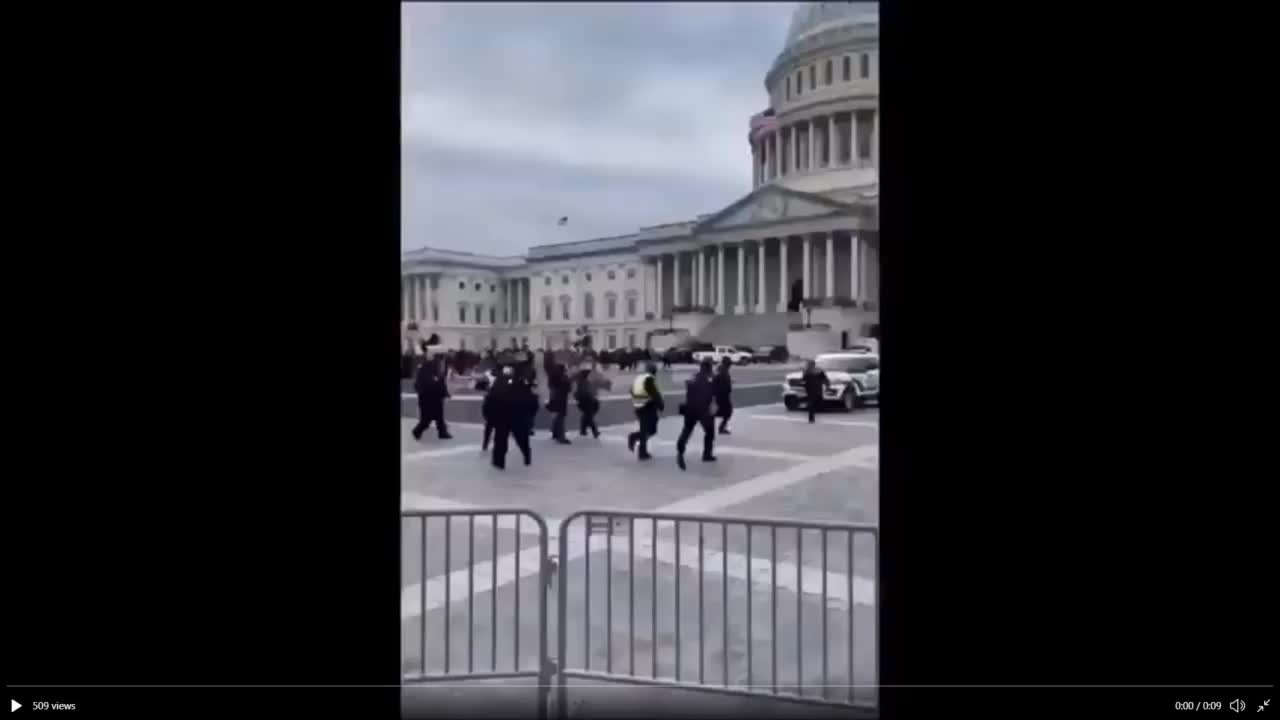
[691, 345, 753, 365]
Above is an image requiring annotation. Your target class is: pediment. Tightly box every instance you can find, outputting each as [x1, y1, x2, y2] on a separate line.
[694, 187, 853, 234]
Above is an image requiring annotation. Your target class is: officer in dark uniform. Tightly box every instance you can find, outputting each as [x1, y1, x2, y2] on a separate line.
[801, 359, 831, 424]
[712, 357, 734, 434]
[411, 356, 453, 441]
[675, 358, 717, 470]
[480, 363, 505, 452]
[546, 362, 572, 444]
[627, 362, 664, 461]
[491, 365, 535, 469]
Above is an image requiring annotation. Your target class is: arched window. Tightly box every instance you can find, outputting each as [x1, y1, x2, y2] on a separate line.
[559, 295, 572, 321]
[825, 59, 833, 85]
[809, 64, 816, 89]
[843, 56, 851, 81]
[785, 75, 791, 99]
[796, 71, 803, 96]
[605, 292, 618, 320]
[583, 292, 595, 320]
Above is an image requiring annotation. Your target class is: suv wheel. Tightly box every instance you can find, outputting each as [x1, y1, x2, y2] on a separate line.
[784, 396, 799, 411]
[842, 390, 857, 412]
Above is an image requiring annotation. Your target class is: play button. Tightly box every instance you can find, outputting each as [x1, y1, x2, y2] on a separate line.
[11, 700, 20, 712]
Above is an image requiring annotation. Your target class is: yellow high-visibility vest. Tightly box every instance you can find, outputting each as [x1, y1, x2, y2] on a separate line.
[631, 374, 653, 408]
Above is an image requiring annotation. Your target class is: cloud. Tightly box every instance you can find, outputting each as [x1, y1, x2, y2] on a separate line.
[401, 2, 800, 256]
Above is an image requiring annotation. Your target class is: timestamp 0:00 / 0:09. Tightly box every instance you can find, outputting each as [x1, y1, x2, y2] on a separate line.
[1175, 701, 1224, 711]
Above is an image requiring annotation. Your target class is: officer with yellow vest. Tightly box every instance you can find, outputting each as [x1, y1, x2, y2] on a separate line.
[626, 362, 665, 461]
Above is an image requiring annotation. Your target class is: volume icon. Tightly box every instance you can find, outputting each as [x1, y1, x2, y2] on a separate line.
[1232, 699, 1248, 713]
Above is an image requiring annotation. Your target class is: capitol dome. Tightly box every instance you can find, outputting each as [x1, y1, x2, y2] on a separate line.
[783, 2, 879, 51]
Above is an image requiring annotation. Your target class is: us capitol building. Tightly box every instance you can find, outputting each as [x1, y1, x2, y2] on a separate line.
[402, 2, 879, 357]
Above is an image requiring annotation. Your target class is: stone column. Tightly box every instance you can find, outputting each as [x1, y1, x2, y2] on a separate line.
[850, 110, 860, 168]
[672, 252, 681, 308]
[752, 240, 762, 311]
[655, 256, 664, 317]
[850, 233, 861, 301]
[789, 126, 798, 175]
[777, 236, 790, 312]
[735, 243, 746, 314]
[716, 244, 726, 313]
[827, 115, 836, 166]
[871, 108, 879, 170]
[801, 236, 811, 304]
[695, 249, 704, 308]
[808, 119, 817, 170]
[825, 233, 835, 299]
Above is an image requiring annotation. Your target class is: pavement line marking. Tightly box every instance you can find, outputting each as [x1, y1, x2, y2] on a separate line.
[401, 444, 877, 619]
[742, 415, 879, 428]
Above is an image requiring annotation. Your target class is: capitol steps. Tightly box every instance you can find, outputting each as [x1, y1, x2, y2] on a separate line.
[696, 312, 798, 348]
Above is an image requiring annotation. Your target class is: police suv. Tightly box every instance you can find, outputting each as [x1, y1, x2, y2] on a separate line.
[782, 351, 880, 411]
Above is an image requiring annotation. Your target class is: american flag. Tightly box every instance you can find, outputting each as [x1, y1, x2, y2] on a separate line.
[556, 216, 568, 226]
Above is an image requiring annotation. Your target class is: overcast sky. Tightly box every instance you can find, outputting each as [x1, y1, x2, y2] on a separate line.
[401, 2, 806, 256]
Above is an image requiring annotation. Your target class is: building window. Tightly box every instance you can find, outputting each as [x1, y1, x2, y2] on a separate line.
[460, 337, 466, 350]
[459, 281, 466, 290]
[606, 293, 618, 319]
[543, 300, 552, 321]
[785, 75, 791, 99]
[627, 268, 636, 279]
[857, 109, 873, 160]
[432, 304, 438, 322]
[544, 277, 551, 286]
[843, 55, 851, 81]
[475, 283, 482, 291]
[560, 296, 571, 320]
[626, 295, 637, 318]
[585, 272, 592, 282]
[627, 333, 636, 349]
[475, 305, 483, 324]
[489, 307, 496, 324]
[825, 59, 833, 85]
[562, 275, 569, 285]
[607, 333, 617, 350]
[459, 304, 467, 324]
[860, 53, 869, 78]
[809, 65, 816, 89]
[607, 270, 616, 280]
[490, 284, 496, 293]
[796, 71, 803, 96]
[583, 293, 595, 320]
[511, 337, 518, 349]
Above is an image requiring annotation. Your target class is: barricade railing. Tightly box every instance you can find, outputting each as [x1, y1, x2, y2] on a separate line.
[401, 509, 554, 720]
[554, 510, 878, 717]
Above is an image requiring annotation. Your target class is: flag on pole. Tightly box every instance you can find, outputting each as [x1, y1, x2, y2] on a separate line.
[556, 216, 568, 226]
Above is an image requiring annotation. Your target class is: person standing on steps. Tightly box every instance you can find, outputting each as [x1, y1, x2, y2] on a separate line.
[547, 362, 572, 444]
[627, 362, 664, 460]
[713, 356, 734, 435]
[575, 364, 601, 439]
[801, 358, 831, 424]
[411, 356, 453, 441]
[675, 358, 717, 471]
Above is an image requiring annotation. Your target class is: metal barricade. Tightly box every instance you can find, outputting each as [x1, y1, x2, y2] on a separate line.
[402, 509, 555, 720]
[555, 510, 878, 718]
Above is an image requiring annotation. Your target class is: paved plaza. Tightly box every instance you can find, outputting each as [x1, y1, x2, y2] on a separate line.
[401, 397, 879, 717]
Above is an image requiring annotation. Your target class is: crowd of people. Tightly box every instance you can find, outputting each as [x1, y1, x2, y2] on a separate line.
[409, 344, 835, 471]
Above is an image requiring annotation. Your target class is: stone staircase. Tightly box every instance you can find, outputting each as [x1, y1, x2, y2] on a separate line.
[696, 312, 798, 347]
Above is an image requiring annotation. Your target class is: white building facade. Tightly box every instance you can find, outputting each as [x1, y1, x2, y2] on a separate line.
[403, 2, 880, 356]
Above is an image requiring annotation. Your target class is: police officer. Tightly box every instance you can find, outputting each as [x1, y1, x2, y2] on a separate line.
[627, 362, 664, 460]
[675, 358, 717, 470]
[492, 365, 534, 469]
[801, 359, 831, 424]
[411, 356, 453, 441]
[713, 356, 734, 435]
[575, 364, 601, 438]
[480, 363, 506, 452]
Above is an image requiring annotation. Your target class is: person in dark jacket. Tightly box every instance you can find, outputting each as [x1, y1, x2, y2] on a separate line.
[546, 362, 572, 444]
[712, 357, 734, 435]
[675, 358, 717, 470]
[627, 362, 665, 460]
[411, 356, 453, 440]
[480, 364, 505, 452]
[575, 365, 601, 438]
[491, 366, 534, 469]
[801, 359, 831, 424]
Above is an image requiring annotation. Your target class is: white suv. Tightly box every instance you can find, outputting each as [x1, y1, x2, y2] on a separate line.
[782, 352, 880, 411]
